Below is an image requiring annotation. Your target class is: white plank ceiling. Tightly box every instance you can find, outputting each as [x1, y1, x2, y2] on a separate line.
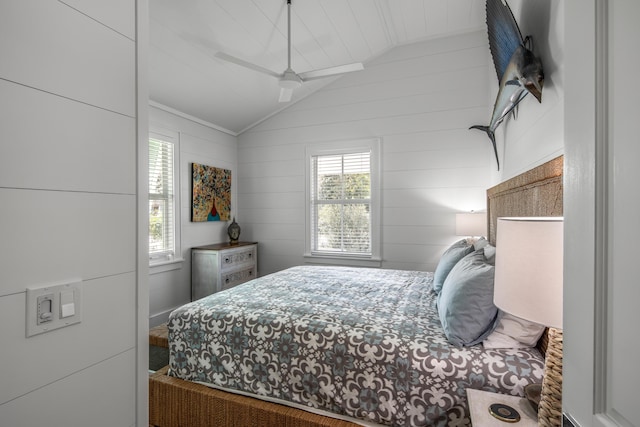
[149, 0, 486, 135]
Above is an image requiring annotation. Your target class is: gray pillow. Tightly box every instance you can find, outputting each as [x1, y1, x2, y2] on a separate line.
[432, 239, 474, 294]
[438, 248, 499, 346]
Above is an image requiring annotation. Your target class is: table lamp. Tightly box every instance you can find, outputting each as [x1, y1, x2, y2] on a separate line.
[494, 217, 563, 427]
[455, 212, 487, 242]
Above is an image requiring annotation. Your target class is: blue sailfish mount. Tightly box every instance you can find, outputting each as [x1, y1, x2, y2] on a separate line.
[470, 0, 544, 170]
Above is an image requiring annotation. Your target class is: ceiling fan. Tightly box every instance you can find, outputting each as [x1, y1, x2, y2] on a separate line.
[215, 0, 364, 103]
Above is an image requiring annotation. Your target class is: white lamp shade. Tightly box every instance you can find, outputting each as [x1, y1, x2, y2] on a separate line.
[494, 217, 563, 329]
[455, 212, 487, 237]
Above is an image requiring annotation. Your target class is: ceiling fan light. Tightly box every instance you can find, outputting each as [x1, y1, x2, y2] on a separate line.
[279, 70, 302, 90]
[278, 88, 294, 103]
[279, 79, 301, 90]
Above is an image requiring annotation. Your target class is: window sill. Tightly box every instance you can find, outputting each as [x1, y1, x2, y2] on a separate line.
[150, 257, 184, 275]
[303, 253, 382, 268]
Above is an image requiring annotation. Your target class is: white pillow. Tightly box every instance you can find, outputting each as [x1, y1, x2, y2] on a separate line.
[483, 244, 496, 264]
[473, 237, 489, 251]
[483, 311, 545, 349]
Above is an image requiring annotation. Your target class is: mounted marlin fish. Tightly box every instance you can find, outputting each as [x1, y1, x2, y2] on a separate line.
[470, 0, 544, 170]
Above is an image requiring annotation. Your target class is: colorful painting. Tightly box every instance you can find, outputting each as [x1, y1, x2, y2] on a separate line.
[191, 163, 231, 222]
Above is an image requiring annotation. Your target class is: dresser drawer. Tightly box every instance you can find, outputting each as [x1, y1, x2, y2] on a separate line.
[220, 246, 256, 272]
[221, 266, 256, 291]
[191, 242, 258, 300]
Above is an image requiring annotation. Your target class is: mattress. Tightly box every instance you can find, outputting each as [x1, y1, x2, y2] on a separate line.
[168, 265, 544, 426]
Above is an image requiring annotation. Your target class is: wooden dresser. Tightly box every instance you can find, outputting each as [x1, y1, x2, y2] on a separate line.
[191, 241, 258, 301]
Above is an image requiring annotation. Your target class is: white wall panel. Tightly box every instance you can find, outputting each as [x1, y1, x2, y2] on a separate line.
[606, 1, 640, 422]
[383, 225, 448, 245]
[240, 207, 305, 226]
[329, 46, 487, 89]
[237, 191, 305, 210]
[239, 107, 488, 148]
[383, 146, 488, 171]
[149, 265, 191, 326]
[382, 129, 485, 152]
[384, 167, 487, 189]
[149, 106, 239, 325]
[241, 223, 305, 242]
[0, 0, 135, 116]
[0, 189, 135, 297]
[59, 0, 135, 40]
[0, 273, 135, 405]
[0, 0, 139, 423]
[298, 65, 487, 110]
[383, 187, 486, 210]
[372, 31, 485, 64]
[237, 159, 305, 179]
[181, 133, 238, 163]
[0, 349, 135, 427]
[238, 144, 305, 163]
[258, 86, 486, 131]
[238, 176, 305, 194]
[381, 242, 441, 266]
[257, 252, 303, 276]
[0, 80, 135, 194]
[383, 207, 451, 226]
[257, 240, 305, 258]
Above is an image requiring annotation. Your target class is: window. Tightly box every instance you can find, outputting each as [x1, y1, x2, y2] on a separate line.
[148, 130, 180, 267]
[305, 138, 380, 266]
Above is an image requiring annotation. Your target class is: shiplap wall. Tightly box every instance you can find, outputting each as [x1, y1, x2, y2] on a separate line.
[0, 1, 139, 426]
[237, 31, 496, 275]
[149, 106, 238, 326]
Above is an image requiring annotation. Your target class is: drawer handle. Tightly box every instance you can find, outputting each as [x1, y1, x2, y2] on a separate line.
[249, 270, 253, 276]
[225, 277, 230, 284]
[224, 257, 231, 263]
[248, 253, 252, 258]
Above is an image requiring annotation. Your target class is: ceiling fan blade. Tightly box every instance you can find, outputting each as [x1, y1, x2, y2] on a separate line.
[278, 87, 294, 103]
[298, 62, 364, 81]
[214, 52, 281, 79]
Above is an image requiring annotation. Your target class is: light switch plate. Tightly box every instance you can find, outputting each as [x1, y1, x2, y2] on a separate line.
[26, 280, 82, 337]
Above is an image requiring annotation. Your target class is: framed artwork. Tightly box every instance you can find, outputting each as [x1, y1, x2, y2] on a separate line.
[191, 162, 231, 222]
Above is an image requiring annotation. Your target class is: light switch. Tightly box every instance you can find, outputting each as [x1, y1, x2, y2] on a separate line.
[26, 280, 82, 337]
[37, 294, 54, 324]
[60, 289, 75, 318]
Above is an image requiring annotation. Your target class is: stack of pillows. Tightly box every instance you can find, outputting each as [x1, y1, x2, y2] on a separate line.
[433, 237, 545, 348]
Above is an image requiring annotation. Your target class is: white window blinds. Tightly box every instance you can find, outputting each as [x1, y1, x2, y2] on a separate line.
[310, 151, 372, 256]
[149, 137, 175, 260]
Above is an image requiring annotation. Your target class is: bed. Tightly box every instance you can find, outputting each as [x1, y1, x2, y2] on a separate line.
[149, 155, 563, 427]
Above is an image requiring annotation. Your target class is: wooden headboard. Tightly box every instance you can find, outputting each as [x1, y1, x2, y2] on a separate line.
[487, 156, 563, 245]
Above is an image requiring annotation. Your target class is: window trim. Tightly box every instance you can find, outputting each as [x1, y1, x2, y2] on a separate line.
[149, 128, 182, 272]
[304, 138, 381, 267]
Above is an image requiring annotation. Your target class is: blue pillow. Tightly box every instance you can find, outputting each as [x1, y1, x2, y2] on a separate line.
[438, 248, 499, 346]
[432, 239, 474, 293]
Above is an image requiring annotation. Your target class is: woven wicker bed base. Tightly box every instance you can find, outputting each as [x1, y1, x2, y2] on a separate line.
[538, 327, 563, 427]
[149, 366, 359, 427]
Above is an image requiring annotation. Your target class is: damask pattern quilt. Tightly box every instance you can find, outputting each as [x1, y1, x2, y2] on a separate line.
[168, 266, 544, 426]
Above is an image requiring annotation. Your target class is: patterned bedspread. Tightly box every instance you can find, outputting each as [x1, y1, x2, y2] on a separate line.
[168, 266, 544, 426]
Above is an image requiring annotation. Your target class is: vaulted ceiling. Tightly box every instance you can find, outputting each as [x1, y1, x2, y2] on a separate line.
[149, 0, 486, 135]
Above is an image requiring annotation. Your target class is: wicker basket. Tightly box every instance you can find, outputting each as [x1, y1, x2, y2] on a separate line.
[538, 327, 563, 427]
